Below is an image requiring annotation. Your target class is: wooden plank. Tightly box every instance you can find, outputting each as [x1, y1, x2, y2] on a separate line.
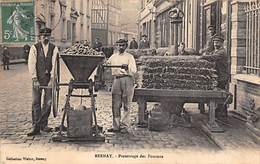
[209, 100, 216, 125]
[134, 88, 227, 98]
[133, 95, 224, 104]
[207, 99, 224, 133]
[137, 98, 147, 125]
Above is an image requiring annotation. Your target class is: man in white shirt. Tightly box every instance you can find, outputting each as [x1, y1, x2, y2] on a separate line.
[27, 27, 59, 136]
[107, 39, 137, 133]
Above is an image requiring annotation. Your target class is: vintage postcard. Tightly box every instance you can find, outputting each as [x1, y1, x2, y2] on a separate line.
[0, 0, 259, 164]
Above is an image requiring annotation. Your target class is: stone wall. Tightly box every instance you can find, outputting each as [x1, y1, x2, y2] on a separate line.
[229, 1, 248, 111]
[230, 1, 247, 77]
[234, 74, 260, 117]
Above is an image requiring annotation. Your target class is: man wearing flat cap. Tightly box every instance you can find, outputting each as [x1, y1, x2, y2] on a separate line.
[106, 39, 137, 133]
[92, 37, 103, 52]
[200, 34, 229, 122]
[139, 34, 150, 49]
[198, 25, 216, 113]
[200, 25, 216, 55]
[27, 27, 59, 136]
[129, 37, 138, 49]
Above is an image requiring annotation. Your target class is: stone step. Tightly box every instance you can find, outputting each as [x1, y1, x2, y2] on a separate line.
[199, 115, 260, 150]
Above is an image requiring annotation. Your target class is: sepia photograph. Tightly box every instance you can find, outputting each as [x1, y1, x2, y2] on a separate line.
[0, 0, 259, 163]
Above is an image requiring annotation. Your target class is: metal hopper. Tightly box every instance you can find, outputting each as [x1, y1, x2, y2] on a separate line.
[60, 54, 105, 82]
[51, 53, 106, 142]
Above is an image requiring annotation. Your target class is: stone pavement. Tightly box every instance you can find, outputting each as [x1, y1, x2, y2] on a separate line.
[0, 63, 218, 151]
[0, 63, 259, 164]
[192, 111, 260, 150]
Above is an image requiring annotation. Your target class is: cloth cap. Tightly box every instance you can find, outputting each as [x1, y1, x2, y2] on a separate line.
[213, 35, 224, 42]
[39, 28, 52, 36]
[116, 39, 128, 45]
[208, 25, 214, 30]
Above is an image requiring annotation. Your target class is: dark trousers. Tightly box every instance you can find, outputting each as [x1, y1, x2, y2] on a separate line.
[3, 58, 9, 70]
[216, 80, 228, 120]
[32, 85, 52, 130]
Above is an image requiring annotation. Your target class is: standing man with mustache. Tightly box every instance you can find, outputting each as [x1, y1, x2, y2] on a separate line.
[106, 39, 137, 133]
[27, 27, 59, 136]
[200, 35, 229, 122]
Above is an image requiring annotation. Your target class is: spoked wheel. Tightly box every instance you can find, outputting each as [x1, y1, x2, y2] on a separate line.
[52, 55, 60, 118]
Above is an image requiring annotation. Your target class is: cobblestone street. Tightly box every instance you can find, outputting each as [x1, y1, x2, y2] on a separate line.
[0, 63, 259, 164]
[0, 63, 218, 149]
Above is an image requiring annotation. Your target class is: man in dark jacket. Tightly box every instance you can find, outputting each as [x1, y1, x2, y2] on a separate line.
[200, 35, 229, 121]
[177, 42, 189, 56]
[92, 37, 102, 52]
[139, 34, 150, 49]
[23, 44, 30, 64]
[200, 25, 216, 55]
[2, 46, 10, 70]
[129, 37, 138, 49]
[27, 27, 59, 136]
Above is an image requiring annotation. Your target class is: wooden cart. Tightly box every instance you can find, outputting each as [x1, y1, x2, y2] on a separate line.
[133, 88, 231, 133]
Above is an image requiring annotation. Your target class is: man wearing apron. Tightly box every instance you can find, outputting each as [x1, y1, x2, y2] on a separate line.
[27, 27, 59, 136]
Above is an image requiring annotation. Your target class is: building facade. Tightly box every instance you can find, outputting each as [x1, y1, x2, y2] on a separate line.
[0, 0, 92, 55]
[36, 0, 92, 48]
[139, 0, 260, 140]
[91, 0, 121, 46]
[139, 0, 200, 49]
[200, 0, 260, 142]
[120, 0, 140, 41]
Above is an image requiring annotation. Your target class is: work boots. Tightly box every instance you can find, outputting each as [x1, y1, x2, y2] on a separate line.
[27, 128, 41, 136]
[41, 126, 53, 133]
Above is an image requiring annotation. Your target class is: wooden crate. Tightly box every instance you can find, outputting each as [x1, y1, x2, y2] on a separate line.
[67, 108, 93, 137]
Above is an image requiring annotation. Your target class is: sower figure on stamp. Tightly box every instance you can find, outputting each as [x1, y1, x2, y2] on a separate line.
[106, 39, 137, 133]
[27, 27, 59, 136]
[200, 35, 229, 122]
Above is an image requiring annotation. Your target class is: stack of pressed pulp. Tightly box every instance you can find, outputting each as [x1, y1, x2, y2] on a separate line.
[139, 56, 218, 90]
[62, 43, 103, 56]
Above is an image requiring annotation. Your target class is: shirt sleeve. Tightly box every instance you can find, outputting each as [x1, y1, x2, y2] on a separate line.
[128, 55, 137, 76]
[50, 46, 59, 79]
[201, 49, 225, 62]
[28, 45, 37, 79]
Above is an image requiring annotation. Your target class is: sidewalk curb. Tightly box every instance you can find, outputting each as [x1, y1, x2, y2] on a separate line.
[201, 124, 225, 149]
[246, 123, 260, 144]
[0, 59, 26, 65]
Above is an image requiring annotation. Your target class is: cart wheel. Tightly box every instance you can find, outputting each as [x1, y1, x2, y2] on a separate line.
[52, 55, 60, 118]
